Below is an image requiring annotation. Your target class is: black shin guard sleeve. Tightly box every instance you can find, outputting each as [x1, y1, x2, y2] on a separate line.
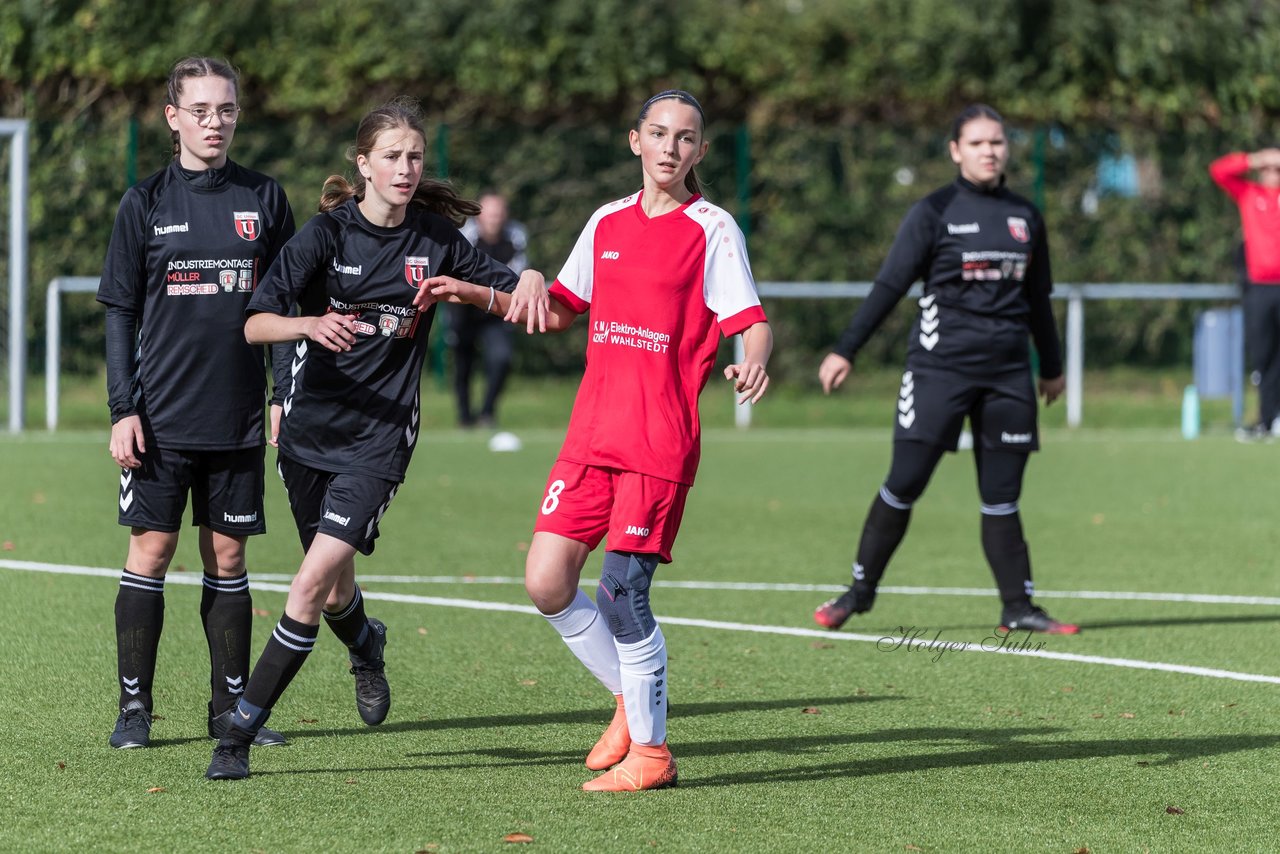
[323, 587, 373, 657]
[115, 572, 165, 711]
[242, 614, 318, 713]
[981, 512, 1032, 606]
[201, 573, 253, 717]
[853, 494, 912, 587]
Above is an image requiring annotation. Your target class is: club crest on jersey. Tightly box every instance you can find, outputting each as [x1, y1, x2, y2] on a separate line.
[1007, 216, 1030, 243]
[404, 256, 430, 287]
[233, 211, 260, 241]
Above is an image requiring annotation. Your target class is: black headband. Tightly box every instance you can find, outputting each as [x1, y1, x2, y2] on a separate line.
[638, 89, 705, 124]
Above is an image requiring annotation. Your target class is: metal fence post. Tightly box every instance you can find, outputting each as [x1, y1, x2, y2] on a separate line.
[1066, 286, 1084, 428]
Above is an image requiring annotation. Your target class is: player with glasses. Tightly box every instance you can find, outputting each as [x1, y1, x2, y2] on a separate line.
[175, 104, 242, 126]
[97, 56, 295, 751]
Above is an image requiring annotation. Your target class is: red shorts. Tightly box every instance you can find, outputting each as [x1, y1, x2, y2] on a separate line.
[533, 461, 689, 563]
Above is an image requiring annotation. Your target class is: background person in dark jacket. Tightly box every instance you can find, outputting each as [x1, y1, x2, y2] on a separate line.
[451, 190, 529, 428]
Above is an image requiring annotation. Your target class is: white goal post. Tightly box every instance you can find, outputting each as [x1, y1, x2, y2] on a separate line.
[2, 119, 30, 433]
[45, 276, 101, 430]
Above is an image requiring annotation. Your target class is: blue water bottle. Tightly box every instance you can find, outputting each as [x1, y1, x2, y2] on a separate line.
[1181, 384, 1200, 440]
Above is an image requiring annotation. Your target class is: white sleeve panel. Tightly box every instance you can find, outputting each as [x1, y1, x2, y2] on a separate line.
[686, 203, 761, 322]
[553, 195, 638, 304]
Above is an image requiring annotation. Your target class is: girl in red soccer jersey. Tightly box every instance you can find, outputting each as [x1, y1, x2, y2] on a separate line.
[422, 89, 772, 791]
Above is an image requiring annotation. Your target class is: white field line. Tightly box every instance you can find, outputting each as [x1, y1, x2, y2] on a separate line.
[5, 559, 1280, 606]
[175, 569, 1280, 608]
[4, 558, 1280, 686]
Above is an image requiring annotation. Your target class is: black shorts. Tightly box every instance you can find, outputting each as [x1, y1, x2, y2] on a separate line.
[117, 446, 266, 535]
[891, 367, 1039, 453]
[277, 453, 400, 556]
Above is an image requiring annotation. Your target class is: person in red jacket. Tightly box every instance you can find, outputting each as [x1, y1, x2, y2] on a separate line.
[1210, 149, 1280, 439]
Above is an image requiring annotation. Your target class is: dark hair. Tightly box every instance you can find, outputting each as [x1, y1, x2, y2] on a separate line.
[166, 56, 239, 160]
[319, 97, 480, 223]
[950, 103, 1004, 143]
[636, 89, 706, 196]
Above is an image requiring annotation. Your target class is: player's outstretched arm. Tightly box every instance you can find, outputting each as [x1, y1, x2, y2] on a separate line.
[504, 269, 551, 333]
[724, 321, 773, 405]
[416, 274, 577, 332]
[818, 352, 853, 395]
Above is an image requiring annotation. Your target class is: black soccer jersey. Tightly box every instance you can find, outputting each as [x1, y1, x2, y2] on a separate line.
[248, 198, 520, 482]
[98, 161, 295, 449]
[833, 177, 1062, 378]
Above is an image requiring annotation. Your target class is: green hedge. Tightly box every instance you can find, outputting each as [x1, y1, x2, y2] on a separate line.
[3, 0, 1277, 379]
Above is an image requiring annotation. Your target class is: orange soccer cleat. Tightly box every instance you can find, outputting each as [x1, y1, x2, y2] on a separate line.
[582, 742, 678, 792]
[585, 695, 631, 770]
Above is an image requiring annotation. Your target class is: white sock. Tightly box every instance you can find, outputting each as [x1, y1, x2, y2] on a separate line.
[616, 625, 667, 746]
[544, 590, 622, 694]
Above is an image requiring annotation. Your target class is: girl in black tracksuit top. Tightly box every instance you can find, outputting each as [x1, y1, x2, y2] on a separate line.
[813, 104, 1078, 637]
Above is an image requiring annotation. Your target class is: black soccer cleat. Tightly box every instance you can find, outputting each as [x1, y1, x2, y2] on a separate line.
[208, 706, 288, 747]
[109, 699, 152, 749]
[1234, 422, 1277, 444]
[814, 584, 877, 630]
[205, 741, 251, 781]
[349, 617, 390, 725]
[999, 603, 1080, 635]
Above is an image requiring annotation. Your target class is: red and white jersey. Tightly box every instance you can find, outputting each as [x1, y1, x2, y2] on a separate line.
[550, 191, 767, 485]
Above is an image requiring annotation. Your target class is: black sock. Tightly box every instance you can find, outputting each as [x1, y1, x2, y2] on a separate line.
[201, 571, 253, 718]
[323, 586, 375, 659]
[115, 570, 165, 712]
[852, 492, 912, 588]
[236, 614, 318, 731]
[981, 512, 1033, 607]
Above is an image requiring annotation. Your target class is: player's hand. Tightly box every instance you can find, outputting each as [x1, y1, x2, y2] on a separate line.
[415, 276, 462, 308]
[109, 414, 146, 469]
[724, 360, 769, 404]
[1039, 374, 1065, 406]
[818, 353, 852, 394]
[507, 269, 549, 333]
[304, 313, 357, 352]
[268, 403, 283, 447]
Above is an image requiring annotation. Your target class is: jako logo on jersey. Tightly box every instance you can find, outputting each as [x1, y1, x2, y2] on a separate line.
[404, 256, 430, 286]
[625, 525, 650, 537]
[1001, 431, 1033, 444]
[323, 509, 351, 526]
[233, 211, 260, 241]
[1007, 217, 1030, 243]
[600, 250, 620, 260]
[154, 222, 189, 236]
[947, 222, 980, 235]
